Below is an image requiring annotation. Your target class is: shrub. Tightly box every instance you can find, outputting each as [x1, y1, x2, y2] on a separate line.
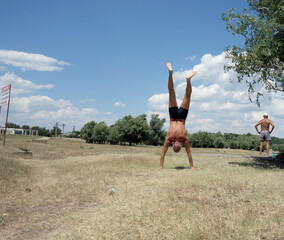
[214, 137, 225, 148]
[240, 141, 251, 150]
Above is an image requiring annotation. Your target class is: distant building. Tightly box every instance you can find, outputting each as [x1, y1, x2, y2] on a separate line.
[0, 128, 38, 136]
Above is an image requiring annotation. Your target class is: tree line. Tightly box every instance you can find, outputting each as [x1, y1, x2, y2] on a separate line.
[80, 114, 284, 152]
[4, 115, 284, 152]
[190, 132, 257, 150]
[80, 114, 166, 146]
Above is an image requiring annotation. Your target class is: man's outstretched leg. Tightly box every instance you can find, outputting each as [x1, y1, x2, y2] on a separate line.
[181, 71, 198, 170]
[167, 62, 178, 108]
[180, 71, 196, 110]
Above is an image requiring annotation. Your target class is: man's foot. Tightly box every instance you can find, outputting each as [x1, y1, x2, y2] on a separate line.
[157, 167, 163, 170]
[190, 167, 198, 170]
[167, 62, 173, 73]
[186, 71, 196, 80]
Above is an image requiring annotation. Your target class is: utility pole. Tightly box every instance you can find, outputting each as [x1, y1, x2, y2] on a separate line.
[72, 126, 75, 133]
[55, 122, 58, 137]
[2, 84, 11, 146]
[62, 123, 65, 136]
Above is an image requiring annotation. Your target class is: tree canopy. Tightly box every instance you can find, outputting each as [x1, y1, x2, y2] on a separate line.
[222, 0, 284, 105]
[93, 122, 109, 144]
[80, 121, 96, 143]
[114, 114, 150, 146]
[148, 114, 166, 146]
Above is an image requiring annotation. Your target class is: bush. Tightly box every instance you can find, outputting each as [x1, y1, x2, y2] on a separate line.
[277, 144, 284, 152]
[229, 141, 239, 149]
[240, 141, 251, 150]
[93, 122, 109, 144]
[271, 144, 284, 152]
[214, 137, 225, 148]
[189, 131, 216, 148]
[107, 126, 120, 145]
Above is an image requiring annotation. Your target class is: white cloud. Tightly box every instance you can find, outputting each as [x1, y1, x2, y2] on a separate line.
[193, 53, 229, 83]
[0, 94, 113, 132]
[0, 50, 112, 132]
[0, 65, 8, 72]
[147, 52, 284, 137]
[12, 96, 72, 113]
[173, 70, 192, 83]
[190, 118, 219, 132]
[0, 72, 111, 131]
[178, 83, 223, 102]
[114, 101, 126, 107]
[0, 50, 69, 71]
[146, 111, 167, 120]
[185, 56, 196, 61]
[0, 72, 54, 95]
[267, 97, 284, 118]
[148, 93, 170, 112]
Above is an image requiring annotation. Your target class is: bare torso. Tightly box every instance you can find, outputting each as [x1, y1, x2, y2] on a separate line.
[167, 119, 188, 142]
[259, 119, 272, 131]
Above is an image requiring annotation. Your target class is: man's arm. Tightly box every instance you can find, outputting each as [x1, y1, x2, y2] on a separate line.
[255, 121, 261, 134]
[269, 120, 275, 133]
[184, 139, 197, 170]
[159, 139, 171, 169]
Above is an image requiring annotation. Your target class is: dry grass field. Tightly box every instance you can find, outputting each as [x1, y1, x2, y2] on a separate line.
[0, 135, 283, 240]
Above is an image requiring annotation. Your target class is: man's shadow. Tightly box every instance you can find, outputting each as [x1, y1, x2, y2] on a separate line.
[229, 156, 284, 170]
[175, 166, 189, 170]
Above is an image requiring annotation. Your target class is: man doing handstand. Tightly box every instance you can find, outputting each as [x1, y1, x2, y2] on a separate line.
[159, 62, 197, 170]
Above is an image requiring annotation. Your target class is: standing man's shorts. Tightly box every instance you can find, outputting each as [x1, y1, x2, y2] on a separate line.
[260, 130, 271, 141]
[169, 107, 188, 120]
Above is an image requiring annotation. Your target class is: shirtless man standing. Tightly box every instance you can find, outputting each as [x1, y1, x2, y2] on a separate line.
[159, 62, 197, 170]
[255, 113, 275, 157]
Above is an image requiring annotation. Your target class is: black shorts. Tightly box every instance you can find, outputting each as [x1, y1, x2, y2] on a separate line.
[169, 107, 188, 120]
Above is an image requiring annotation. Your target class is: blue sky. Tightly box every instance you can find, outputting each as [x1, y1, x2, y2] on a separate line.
[0, 0, 283, 137]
